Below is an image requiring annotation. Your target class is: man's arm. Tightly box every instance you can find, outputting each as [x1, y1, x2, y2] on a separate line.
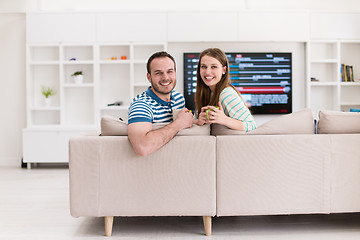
[128, 108, 193, 156]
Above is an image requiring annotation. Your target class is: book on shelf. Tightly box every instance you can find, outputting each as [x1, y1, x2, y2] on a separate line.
[341, 64, 354, 82]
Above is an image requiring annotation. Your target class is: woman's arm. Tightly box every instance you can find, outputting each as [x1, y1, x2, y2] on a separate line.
[205, 87, 256, 131]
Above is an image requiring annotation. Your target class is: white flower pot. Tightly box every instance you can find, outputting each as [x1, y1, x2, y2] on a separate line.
[73, 75, 83, 84]
[44, 97, 51, 107]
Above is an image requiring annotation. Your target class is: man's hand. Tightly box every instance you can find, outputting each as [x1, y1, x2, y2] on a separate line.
[173, 108, 193, 130]
[128, 108, 194, 157]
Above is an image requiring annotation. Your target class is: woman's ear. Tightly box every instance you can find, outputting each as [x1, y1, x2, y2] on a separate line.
[223, 66, 227, 75]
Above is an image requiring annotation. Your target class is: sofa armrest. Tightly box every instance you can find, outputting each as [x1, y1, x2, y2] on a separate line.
[69, 135, 216, 217]
[69, 136, 102, 217]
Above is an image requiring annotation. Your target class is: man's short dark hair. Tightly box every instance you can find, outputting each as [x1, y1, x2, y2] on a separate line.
[146, 51, 176, 74]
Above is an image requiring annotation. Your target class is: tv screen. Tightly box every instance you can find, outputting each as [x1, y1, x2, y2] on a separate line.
[183, 52, 292, 114]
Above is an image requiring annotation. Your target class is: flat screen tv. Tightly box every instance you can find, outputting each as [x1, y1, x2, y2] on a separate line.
[183, 52, 292, 114]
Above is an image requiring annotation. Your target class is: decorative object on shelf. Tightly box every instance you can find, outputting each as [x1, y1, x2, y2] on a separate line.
[350, 108, 360, 112]
[107, 101, 123, 106]
[341, 64, 354, 82]
[311, 77, 319, 82]
[69, 57, 77, 61]
[41, 86, 57, 107]
[121, 56, 127, 60]
[71, 71, 84, 84]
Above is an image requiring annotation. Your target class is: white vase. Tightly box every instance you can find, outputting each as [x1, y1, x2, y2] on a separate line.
[73, 75, 83, 84]
[44, 97, 51, 107]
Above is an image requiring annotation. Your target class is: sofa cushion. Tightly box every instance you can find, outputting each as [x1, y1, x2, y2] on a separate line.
[246, 108, 315, 135]
[101, 115, 128, 136]
[317, 110, 360, 134]
[100, 115, 210, 136]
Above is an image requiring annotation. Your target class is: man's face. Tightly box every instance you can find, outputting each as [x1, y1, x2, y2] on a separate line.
[147, 57, 176, 96]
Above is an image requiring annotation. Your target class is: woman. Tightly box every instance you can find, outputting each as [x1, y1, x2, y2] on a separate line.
[194, 48, 256, 132]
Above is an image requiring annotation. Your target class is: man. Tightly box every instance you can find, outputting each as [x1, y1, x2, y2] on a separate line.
[127, 51, 194, 156]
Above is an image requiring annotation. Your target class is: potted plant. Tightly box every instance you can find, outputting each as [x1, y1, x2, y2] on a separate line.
[71, 71, 84, 84]
[41, 86, 57, 107]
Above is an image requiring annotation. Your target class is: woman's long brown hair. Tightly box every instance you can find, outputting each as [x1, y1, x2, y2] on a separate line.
[195, 48, 241, 117]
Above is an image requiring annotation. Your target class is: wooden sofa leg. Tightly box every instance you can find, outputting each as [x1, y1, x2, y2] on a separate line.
[105, 216, 114, 237]
[202, 216, 212, 236]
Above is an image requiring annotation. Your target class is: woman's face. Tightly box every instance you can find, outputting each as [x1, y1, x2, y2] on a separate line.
[199, 55, 226, 92]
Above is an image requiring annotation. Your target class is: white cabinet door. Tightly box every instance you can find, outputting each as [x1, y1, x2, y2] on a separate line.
[237, 11, 309, 41]
[26, 13, 96, 43]
[310, 13, 360, 40]
[22, 129, 96, 163]
[23, 130, 63, 163]
[97, 12, 167, 42]
[167, 12, 238, 42]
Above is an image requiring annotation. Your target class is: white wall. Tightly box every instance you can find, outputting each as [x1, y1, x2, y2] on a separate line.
[0, 13, 26, 166]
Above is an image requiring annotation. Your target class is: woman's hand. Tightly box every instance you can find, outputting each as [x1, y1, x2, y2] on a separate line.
[204, 102, 227, 125]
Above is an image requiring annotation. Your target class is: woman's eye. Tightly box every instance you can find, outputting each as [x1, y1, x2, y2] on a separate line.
[211, 66, 217, 69]
[201, 66, 206, 69]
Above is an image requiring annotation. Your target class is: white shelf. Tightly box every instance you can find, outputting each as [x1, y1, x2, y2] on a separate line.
[310, 82, 338, 86]
[340, 82, 360, 86]
[25, 41, 167, 163]
[341, 102, 360, 106]
[99, 60, 131, 64]
[26, 42, 165, 162]
[63, 61, 94, 64]
[307, 40, 360, 115]
[63, 83, 94, 88]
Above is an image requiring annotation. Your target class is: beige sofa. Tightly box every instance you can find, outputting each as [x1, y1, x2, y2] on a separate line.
[69, 109, 360, 236]
[69, 134, 216, 237]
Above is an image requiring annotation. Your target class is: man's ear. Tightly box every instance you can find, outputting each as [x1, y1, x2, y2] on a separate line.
[147, 73, 151, 82]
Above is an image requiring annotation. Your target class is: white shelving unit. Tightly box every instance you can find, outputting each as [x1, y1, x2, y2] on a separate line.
[23, 42, 166, 166]
[306, 40, 360, 117]
[23, 11, 360, 166]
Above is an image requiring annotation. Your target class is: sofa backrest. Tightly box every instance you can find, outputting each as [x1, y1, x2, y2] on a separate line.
[100, 115, 210, 136]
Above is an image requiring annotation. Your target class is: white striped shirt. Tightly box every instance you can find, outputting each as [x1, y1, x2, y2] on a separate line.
[219, 87, 257, 132]
[128, 87, 185, 124]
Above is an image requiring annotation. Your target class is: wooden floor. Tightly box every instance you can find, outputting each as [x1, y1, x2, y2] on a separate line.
[2, 165, 360, 239]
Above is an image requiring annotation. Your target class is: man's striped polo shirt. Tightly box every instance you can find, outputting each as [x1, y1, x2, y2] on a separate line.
[128, 87, 185, 124]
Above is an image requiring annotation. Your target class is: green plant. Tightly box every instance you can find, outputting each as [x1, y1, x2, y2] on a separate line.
[71, 71, 83, 76]
[41, 86, 57, 98]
